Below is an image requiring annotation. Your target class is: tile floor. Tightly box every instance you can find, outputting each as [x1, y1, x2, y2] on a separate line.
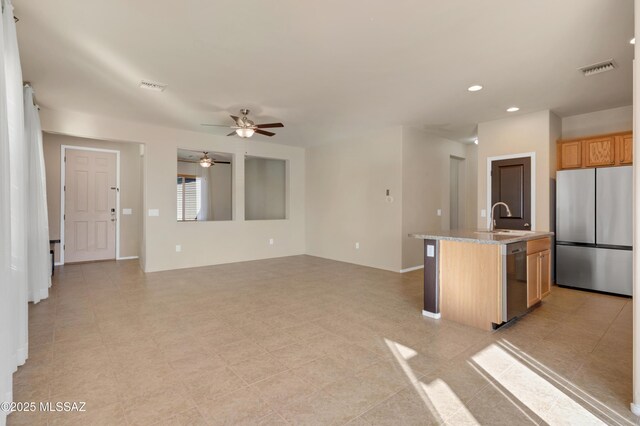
[6, 255, 636, 425]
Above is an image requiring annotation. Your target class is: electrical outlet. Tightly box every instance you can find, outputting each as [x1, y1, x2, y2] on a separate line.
[269, 238, 274, 245]
[175, 245, 181, 252]
[122, 208, 132, 215]
[437, 209, 442, 216]
[355, 242, 360, 249]
[148, 209, 159, 217]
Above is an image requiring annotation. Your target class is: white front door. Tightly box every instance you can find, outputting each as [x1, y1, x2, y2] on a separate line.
[64, 148, 117, 263]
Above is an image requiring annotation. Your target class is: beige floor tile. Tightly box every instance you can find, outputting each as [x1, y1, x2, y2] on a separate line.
[291, 356, 356, 388]
[122, 387, 195, 426]
[251, 370, 317, 409]
[214, 338, 268, 365]
[48, 401, 126, 426]
[361, 386, 442, 425]
[270, 342, 322, 368]
[279, 390, 359, 425]
[182, 366, 246, 404]
[197, 388, 273, 425]
[159, 407, 208, 426]
[230, 353, 289, 384]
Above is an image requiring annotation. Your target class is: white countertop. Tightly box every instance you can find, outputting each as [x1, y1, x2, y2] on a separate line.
[409, 229, 554, 245]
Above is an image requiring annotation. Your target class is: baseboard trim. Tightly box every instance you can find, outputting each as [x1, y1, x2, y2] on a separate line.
[116, 256, 139, 261]
[630, 402, 640, 416]
[54, 262, 63, 266]
[400, 265, 424, 273]
[16, 347, 27, 366]
[422, 310, 441, 319]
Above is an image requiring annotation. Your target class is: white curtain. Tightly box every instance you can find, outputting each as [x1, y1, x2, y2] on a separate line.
[25, 86, 50, 303]
[1, 1, 28, 424]
[0, 2, 12, 422]
[4, 0, 27, 368]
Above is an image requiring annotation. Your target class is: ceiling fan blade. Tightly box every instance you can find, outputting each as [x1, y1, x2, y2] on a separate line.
[201, 124, 230, 127]
[230, 115, 241, 125]
[255, 123, 284, 129]
[255, 129, 275, 137]
[227, 131, 237, 136]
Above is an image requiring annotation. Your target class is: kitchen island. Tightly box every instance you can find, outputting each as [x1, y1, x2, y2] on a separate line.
[410, 230, 553, 330]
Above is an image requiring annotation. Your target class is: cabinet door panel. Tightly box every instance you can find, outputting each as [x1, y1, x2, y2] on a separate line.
[584, 137, 615, 167]
[616, 134, 633, 165]
[540, 250, 551, 298]
[527, 253, 540, 308]
[558, 141, 582, 169]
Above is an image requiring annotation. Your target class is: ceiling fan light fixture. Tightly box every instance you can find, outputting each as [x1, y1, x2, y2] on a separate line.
[236, 128, 255, 138]
[199, 152, 213, 168]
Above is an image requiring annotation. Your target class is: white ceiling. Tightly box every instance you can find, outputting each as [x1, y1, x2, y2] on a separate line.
[15, 0, 634, 146]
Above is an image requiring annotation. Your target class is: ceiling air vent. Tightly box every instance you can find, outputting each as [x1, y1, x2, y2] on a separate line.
[578, 59, 616, 77]
[138, 80, 167, 92]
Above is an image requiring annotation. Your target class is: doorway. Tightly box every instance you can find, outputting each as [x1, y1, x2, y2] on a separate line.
[449, 156, 465, 230]
[60, 146, 120, 263]
[488, 154, 534, 230]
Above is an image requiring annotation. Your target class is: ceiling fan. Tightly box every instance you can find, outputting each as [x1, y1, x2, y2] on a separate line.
[201, 109, 284, 138]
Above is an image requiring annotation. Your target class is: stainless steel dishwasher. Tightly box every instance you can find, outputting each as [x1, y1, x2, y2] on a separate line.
[502, 241, 528, 324]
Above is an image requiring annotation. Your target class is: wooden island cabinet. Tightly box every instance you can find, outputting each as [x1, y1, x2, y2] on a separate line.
[557, 131, 632, 170]
[411, 231, 554, 331]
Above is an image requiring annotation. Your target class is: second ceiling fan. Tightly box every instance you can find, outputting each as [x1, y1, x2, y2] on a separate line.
[201, 109, 284, 138]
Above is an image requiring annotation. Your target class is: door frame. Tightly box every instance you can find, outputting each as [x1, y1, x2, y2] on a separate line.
[486, 152, 536, 230]
[59, 145, 121, 264]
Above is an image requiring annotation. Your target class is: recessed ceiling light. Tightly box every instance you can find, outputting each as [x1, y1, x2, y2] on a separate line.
[467, 85, 483, 92]
[506, 107, 520, 112]
[631, 38, 636, 45]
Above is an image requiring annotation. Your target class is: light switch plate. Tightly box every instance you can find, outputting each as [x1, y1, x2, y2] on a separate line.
[148, 209, 159, 217]
[355, 242, 360, 249]
[175, 245, 181, 252]
[122, 208, 132, 215]
[437, 209, 442, 216]
[481, 209, 486, 218]
[269, 238, 274, 245]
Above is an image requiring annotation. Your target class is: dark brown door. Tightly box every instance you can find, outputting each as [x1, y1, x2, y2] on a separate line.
[491, 157, 531, 230]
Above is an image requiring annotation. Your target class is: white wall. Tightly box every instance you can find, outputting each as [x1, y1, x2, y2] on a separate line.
[306, 127, 404, 272]
[562, 105, 632, 139]
[401, 127, 473, 269]
[40, 108, 306, 272]
[477, 110, 558, 232]
[305, 125, 476, 272]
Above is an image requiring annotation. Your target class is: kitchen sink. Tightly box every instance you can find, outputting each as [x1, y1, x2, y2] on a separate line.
[475, 230, 536, 237]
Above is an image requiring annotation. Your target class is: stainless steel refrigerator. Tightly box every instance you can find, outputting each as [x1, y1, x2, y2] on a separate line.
[556, 166, 632, 296]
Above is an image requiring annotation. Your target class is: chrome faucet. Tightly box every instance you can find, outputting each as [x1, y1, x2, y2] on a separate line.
[490, 202, 512, 231]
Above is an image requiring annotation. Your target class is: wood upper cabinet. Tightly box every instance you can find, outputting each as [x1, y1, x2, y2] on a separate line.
[558, 140, 582, 169]
[557, 131, 632, 170]
[616, 133, 633, 165]
[584, 136, 616, 167]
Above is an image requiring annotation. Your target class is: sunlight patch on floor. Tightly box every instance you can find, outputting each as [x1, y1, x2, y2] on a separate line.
[471, 342, 607, 425]
[384, 339, 479, 425]
[496, 339, 634, 426]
